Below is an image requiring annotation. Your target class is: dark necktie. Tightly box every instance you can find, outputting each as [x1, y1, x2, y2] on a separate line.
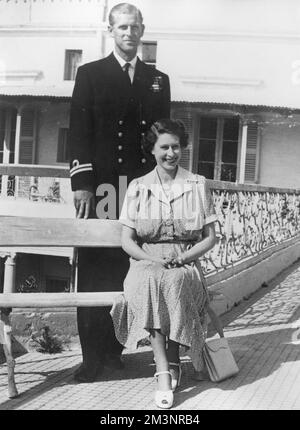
[123, 62, 131, 85]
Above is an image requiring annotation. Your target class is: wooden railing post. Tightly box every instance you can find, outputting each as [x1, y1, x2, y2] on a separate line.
[0, 311, 18, 399]
[2, 253, 18, 398]
[69, 248, 78, 293]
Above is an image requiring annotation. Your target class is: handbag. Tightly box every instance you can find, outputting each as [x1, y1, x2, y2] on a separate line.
[203, 337, 239, 382]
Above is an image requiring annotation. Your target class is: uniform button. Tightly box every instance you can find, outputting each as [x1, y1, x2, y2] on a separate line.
[141, 158, 146, 164]
[118, 132, 123, 137]
[119, 120, 123, 125]
[141, 133, 145, 137]
[141, 120, 146, 125]
[118, 145, 123, 150]
[118, 158, 123, 163]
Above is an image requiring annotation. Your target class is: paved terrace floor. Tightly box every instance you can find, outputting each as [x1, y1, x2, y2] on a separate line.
[1, 260, 300, 411]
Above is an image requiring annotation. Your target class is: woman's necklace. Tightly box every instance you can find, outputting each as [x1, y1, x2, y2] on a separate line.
[156, 167, 177, 200]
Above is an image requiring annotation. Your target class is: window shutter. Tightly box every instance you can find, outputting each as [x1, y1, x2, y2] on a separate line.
[57, 128, 69, 163]
[20, 109, 35, 164]
[172, 106, 193, 171]
[18, 109, 35, 198]
[0, 109, 5, 163]
[244, 122, 259, 183]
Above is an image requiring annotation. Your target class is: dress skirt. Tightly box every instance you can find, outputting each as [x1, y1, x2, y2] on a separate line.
[111, 241, 209, 371]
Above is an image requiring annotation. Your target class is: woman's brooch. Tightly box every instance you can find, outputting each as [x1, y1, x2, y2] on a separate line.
[150, 76, 163, 92]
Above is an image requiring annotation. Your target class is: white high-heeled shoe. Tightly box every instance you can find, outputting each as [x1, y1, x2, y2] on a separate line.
[154, 371, 174, 409]
[169, 362, 182, 391]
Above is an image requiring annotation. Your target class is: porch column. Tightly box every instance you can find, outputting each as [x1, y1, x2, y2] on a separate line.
[69, 249, 78, 293]
[3, 253, 17, 293]
[99, 0, 108, 58]
[239, 122, 248, 184]
[1, 109, 12, 197]
[14, 107, 22, 197]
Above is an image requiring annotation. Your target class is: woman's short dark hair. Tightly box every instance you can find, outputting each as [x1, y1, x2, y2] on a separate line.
[142, 119, 189, 154]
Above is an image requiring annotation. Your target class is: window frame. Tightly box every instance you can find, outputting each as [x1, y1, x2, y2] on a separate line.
[193, 112, 242, 183]
[63, 49, 82, 81]
[140, 41, 157, 67]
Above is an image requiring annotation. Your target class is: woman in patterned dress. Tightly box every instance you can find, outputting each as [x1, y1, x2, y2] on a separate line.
[111, 119, 217, 409]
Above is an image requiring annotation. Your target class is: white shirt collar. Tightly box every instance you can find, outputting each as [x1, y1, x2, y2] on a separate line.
[113, 50, 138, 70]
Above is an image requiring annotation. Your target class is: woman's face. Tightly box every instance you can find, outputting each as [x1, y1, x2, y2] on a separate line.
[151, 133, 182, 172]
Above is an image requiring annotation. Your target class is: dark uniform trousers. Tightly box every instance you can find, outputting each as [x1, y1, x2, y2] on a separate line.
[69, 53, 170, 369]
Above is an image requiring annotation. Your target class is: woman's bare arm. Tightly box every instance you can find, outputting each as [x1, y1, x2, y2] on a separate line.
[121, 225, 171, 266]
[173, 222, 216, 265]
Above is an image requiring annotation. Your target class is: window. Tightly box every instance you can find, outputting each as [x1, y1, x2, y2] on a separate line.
[57, 128, 69, 163]
[46, 277, 70, 293]
[197, 116, 240, 182]
[64, 50, 82, 81]
[141, 41, 157, 67]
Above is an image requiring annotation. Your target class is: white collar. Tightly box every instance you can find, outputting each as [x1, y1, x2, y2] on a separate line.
[113, 50, 138, 70]
[139, 166, 194, 204]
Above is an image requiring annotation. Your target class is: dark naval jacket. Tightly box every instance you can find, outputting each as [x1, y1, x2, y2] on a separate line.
[69, 53, 171, 192]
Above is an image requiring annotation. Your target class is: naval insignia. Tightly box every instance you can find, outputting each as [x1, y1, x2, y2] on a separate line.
[150, 76, 163, 93]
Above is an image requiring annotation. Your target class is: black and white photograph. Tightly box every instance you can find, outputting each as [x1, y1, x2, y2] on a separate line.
[0, 0, 300, 415]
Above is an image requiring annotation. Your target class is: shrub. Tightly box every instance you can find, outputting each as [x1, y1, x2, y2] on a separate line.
[30, 325, 64, 354]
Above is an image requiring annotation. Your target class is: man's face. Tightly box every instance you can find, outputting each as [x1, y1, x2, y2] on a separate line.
[109, 12, 145, 59]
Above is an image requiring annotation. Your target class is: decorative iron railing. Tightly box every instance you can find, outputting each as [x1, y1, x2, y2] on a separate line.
[0, 165, 72, 204]
[201, 182, 300, 276]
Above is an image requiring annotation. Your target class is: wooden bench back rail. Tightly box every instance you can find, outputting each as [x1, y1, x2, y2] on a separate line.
[0, 217, 122, 308]
[0, 217, 122, 248]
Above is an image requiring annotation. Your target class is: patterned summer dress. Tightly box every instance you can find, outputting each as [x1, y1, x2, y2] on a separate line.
[110, 166, 217, 371]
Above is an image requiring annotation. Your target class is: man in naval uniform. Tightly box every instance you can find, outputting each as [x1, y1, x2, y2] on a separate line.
[69, 3, 170, 382]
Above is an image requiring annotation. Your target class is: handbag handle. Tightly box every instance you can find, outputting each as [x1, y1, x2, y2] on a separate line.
[206, 304, 224, 338]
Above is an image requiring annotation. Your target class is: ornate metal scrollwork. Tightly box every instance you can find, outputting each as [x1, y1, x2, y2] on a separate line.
[201, 188, 300, 275]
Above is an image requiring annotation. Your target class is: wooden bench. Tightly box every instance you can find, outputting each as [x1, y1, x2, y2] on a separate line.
[0, 215, 123, 398]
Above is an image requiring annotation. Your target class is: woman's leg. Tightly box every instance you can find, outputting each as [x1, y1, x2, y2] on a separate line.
[149, 329, 171, 391]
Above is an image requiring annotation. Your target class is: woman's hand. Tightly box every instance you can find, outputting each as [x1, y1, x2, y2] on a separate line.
[148, 255, 188, 268]
[149, 256, 173, 267]
[168, 254, 186, 268]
